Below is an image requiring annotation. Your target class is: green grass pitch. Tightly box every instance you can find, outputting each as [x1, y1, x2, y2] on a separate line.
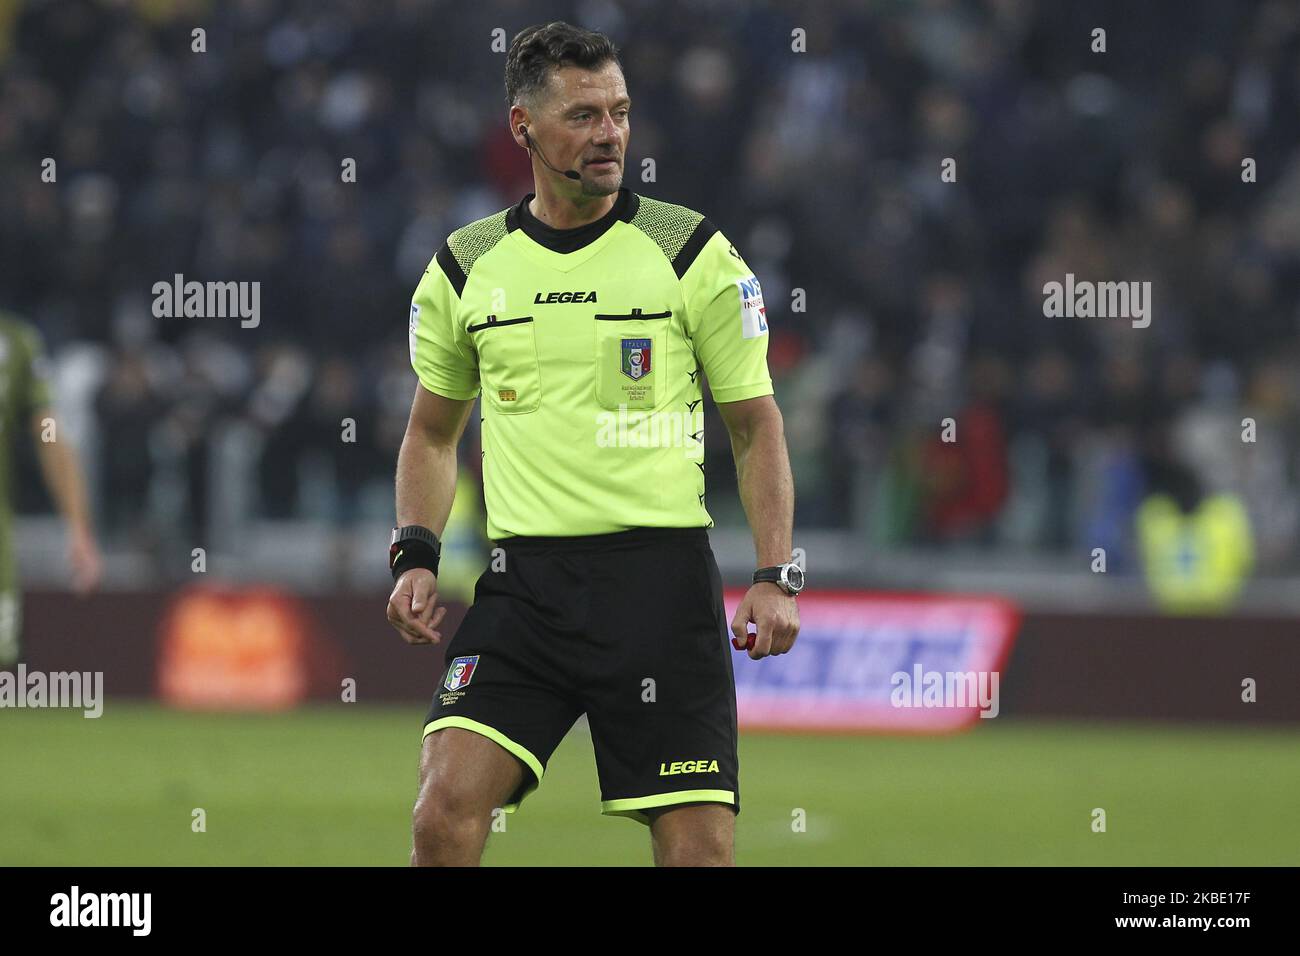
[2, 702, 1297, 865]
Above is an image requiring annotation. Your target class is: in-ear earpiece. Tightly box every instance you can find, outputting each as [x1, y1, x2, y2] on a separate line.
[517, 125, 581, 180]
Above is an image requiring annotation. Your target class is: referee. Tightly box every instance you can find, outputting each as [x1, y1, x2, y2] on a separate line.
[387, 21, 801, 867]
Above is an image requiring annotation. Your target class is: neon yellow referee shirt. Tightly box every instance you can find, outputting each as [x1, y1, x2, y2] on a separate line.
[408, 187, 773, 540]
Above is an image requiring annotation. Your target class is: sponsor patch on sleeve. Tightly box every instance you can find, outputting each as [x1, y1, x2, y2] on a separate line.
[737, 275, 768, 339]
[408, 302, 420, 363]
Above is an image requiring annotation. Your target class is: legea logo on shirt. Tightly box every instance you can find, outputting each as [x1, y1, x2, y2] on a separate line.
[737, 276, 767, 339]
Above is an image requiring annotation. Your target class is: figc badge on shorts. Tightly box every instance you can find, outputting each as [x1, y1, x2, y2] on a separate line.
[444, 655, 479, 692]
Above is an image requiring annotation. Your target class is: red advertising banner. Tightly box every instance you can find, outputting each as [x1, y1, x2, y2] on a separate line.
[157, 586, 315, 710]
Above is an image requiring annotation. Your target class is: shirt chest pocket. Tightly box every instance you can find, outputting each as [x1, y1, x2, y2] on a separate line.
[593, 309, 672, 411]
[468, 315, 541, 414]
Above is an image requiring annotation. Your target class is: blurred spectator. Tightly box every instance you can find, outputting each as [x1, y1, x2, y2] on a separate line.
[918, 351, 1010, 544]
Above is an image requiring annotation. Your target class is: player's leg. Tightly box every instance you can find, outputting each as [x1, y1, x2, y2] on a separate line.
[0, 589, 21, 667]
[412, 554, 584, 865]
[411, 726, 526, 866]
[646, 802, 735, 866]
[584, 529, 742, 864]
[413, 669, 579, 866]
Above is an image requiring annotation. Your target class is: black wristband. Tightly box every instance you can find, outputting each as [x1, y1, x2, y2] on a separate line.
[390, 527, 441, 581]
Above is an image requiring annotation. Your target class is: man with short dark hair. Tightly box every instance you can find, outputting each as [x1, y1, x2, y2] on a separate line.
[387, 21, 801, 866]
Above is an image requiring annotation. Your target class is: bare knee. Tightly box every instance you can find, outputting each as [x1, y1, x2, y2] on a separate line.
[411, 776, 493, 866]
[410, 727, 527, 865]
[650, 805, 735, 867]
[655, 833, 733, 866]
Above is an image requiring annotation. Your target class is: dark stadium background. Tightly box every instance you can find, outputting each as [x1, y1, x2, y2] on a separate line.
[1, 0, 1298, 866]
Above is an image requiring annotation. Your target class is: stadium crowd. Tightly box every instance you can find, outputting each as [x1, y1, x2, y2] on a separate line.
[3, 0, 1299, 574]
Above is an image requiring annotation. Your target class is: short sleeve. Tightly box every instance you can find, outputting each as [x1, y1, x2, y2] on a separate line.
[21, 324, 54, 415]
[409, 244, 479, 400]
[680, 228, 774, 403]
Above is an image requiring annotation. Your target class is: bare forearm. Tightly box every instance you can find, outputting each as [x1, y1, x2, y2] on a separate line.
[395, 430, 459, 535]
[35, 435, 93, 535]
[732, 415, 794, 567]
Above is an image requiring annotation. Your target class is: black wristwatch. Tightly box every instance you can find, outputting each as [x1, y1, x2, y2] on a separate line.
[753, 563, 805, 596]
[390, 525, 441, 581]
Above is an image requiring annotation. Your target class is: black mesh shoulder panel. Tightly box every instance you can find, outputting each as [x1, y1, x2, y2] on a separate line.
[443, 210, 510, 296]
[628, 196, 717, 278]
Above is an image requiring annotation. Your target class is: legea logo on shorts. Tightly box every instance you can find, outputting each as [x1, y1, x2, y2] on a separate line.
[658, 758, 719, 775]
[444, 655, 479, 692]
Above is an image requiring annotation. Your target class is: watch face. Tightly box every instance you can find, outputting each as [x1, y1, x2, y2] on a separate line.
[783, 564, 805, 592]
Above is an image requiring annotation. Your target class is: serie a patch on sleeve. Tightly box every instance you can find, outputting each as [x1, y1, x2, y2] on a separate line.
[737, 275, 768, 339]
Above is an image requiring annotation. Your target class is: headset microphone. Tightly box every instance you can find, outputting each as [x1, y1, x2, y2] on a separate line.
[520, 126, 582, 181]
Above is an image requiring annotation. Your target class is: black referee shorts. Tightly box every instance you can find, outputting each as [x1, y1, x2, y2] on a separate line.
[422, 526, 740, 825]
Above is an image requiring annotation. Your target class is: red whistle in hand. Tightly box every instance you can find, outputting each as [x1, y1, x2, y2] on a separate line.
[731, 628, 756, 652]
